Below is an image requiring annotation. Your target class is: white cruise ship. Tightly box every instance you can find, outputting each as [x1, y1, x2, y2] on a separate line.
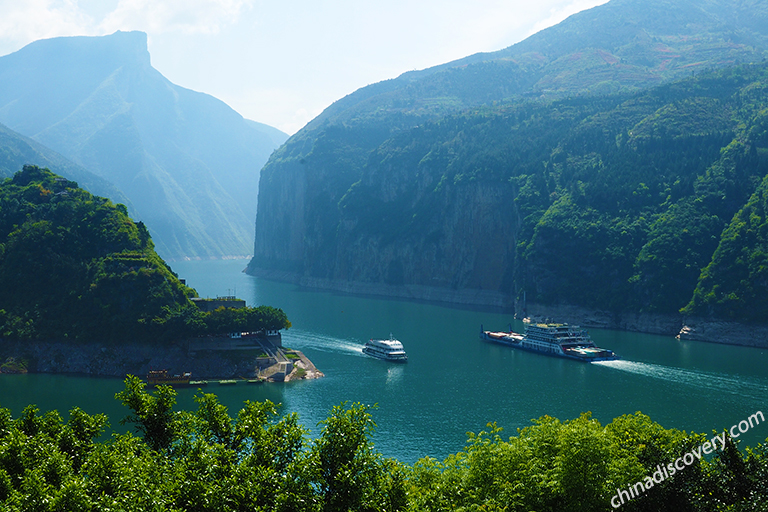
[480, 322, 619, 362]
[363, 334, 408, 362]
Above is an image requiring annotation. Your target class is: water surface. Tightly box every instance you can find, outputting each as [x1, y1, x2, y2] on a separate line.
[2, 258, 766, 463]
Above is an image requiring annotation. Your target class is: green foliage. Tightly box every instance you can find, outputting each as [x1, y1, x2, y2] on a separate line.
[0, 165, 292, 344]
[684, 171, 768, 320]
[269, 62, 768, 321]
[201, 305, 291, 334]
[116, 375, 180, 452]
[308, 402, 406, 512]
[1, 384, 767, 511]
[0, 165, 196, 343]
[406, 412, 766, 512]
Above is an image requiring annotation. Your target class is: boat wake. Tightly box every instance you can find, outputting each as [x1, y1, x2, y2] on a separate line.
[281, 330, 364, 356]
[593, 360, 768, 402]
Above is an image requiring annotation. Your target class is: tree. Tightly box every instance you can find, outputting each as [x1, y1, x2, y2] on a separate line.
[115, 375, 180, 452]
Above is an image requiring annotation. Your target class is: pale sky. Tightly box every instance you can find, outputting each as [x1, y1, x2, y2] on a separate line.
[0, 0, 609, 134]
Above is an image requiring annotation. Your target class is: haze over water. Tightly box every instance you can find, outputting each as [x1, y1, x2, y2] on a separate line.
[2, 258, 766, 463]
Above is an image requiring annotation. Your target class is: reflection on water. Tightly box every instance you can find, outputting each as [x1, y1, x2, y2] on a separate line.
[386, 365, 405, 386]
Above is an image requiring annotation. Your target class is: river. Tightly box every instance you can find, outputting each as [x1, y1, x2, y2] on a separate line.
[1, 258, 767, 463]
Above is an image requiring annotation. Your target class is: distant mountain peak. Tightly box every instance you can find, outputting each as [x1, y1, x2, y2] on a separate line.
[5, 30, 151, 70]
[0, 30, 287, 260]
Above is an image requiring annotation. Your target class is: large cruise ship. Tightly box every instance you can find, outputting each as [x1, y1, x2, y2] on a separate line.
[363, 334, 408, 362]
[480, 322, 619, 362]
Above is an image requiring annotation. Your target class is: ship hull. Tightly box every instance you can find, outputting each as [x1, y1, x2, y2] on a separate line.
[362, 346, 408, 363]
[480, 330, 619, 363]
[363, 347, 408, 363]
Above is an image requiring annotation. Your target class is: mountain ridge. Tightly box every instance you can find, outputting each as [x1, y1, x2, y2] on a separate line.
[0, 31, 288, 260]
[248, 0, 768, 338]
[0, 120, 132, 208]
[302, 0, 768, 132]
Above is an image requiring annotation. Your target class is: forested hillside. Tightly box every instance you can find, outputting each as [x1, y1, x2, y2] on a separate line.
[250, 60, 768, 324]
[248, 0, 768, 327]
[0, 166, 288, 343]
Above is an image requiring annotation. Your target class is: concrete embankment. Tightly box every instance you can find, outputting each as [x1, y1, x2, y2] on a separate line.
[0, 336, 324, 381]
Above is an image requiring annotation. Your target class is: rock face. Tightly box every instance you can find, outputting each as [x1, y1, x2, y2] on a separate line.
[0, 339, 252, 379]
[0, 339, 324, 380]
[250, 153, 521, 308]
[677, 319, 768, 348]
[247, 0, 768, 344]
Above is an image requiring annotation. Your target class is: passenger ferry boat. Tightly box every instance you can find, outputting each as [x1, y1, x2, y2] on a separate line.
[480, 322, 619, 362]
[146, 369, 192, 386]
[363, 334, 408, 362]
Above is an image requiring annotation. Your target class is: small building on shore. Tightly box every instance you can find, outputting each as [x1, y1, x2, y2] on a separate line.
[191, 296, 246, 312]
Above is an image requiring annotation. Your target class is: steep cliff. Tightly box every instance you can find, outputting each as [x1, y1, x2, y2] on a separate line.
[248, 0, 768, 334]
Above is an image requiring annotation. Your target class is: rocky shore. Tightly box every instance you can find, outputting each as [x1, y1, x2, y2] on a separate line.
[0, 336, 324, 381]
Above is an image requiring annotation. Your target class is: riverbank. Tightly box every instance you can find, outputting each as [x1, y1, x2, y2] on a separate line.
[522, 302, 768, 349]
[245, 268, 512, 309]
[245, 268, 768, 349]
[0, 335, 324, 381]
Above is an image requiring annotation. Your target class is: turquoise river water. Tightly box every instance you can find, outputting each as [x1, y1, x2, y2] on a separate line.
[1, 258, 767, 463]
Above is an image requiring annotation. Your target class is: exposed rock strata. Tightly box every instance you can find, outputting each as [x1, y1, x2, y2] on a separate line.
[677, 318, 768, 348]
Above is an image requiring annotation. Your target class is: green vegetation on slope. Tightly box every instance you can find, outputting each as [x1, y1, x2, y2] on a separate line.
[0, 379, 766, 510]
[0, 166, 289, 343]
[253, 62, 768, 322]
[251, 0, 768, 324]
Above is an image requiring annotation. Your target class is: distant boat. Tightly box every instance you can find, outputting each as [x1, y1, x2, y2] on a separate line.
[146, 369, 192, 386]
[363, 334, 408, 363]
[480, 322, 619, 362]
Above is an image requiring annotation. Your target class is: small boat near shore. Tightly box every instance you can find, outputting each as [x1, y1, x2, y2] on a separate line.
[480, 322, 619, 362]
[147, 369, 192, 386]
[363, 334, 408, 363]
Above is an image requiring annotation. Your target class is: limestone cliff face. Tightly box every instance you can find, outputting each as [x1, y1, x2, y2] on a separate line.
[334, 176, 519, 298]
[252, 157, 308, 273]
[248, 143, 522, 307]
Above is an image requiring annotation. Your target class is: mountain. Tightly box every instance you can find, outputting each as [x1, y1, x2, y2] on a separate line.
[0, 31, 288, 260]
[247, 0, 768, 329]
[0, 166, 290, 344]
[0, 165, 193, 342]
[0, 121, 132, 211]
[292, 0, 768, 134]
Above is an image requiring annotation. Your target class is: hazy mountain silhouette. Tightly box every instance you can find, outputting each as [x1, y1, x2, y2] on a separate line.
[0, 31, 288, 259]
[0, 121, 132, 209]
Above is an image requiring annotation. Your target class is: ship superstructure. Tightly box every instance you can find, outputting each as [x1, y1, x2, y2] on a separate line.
[481, 322, 618, 362]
